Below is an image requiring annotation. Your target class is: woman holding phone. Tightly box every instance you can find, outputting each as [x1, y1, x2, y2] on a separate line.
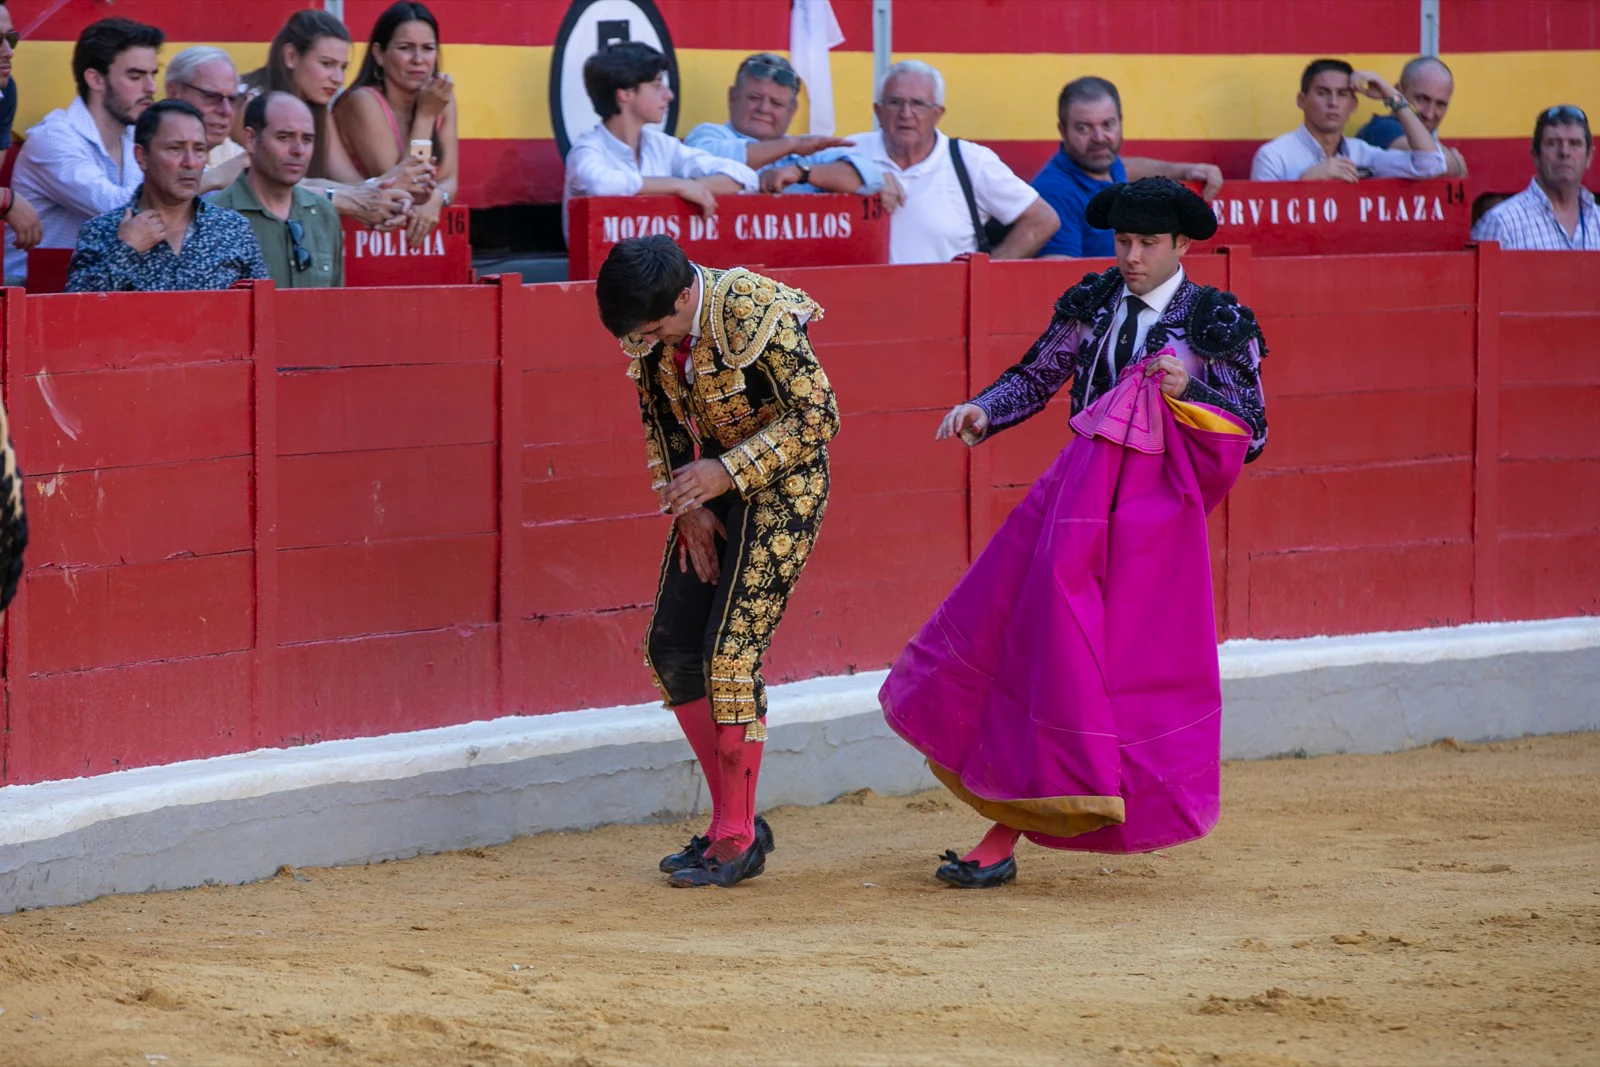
[336, 2, 458, 248]
[248, 10, 432, 194]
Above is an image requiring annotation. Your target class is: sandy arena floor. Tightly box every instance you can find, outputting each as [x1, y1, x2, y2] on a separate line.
[2, 732, 1597, 1067]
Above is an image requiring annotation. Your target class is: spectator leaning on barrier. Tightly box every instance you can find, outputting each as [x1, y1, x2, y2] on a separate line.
[0, 2, 42, 258]
[335, 1, 458, 249]
[563, 41, 757, 235]
[67, 99, 268, 292]
[4, 17, 163, 285]
[1471, 106, 1599, 252]
[845, 59, 1059, 264]
[1355, 56, 1467, 178]
[166, 46, 250, 195]
[253, 9, 421, 234]
[210, 92, 342, 287]
[685, 52, 900, 204]
[1251, 58, 1446, 182]
[1033, 76, 1225, 259]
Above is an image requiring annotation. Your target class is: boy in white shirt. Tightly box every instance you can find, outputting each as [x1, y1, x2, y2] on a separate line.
[563, 42, 756, 235]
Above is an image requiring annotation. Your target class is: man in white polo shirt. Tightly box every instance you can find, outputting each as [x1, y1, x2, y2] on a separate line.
[845, 60, 1058, 264]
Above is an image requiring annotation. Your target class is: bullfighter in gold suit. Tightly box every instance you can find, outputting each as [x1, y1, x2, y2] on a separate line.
[595, 235, 839, 888]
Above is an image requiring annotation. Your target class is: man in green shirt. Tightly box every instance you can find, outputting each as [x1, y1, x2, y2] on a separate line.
[209, 91, 342, 287]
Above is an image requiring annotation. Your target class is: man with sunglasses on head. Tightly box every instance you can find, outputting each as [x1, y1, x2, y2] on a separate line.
[209, 91, 341, 287]
[686, 53, 900, 207]
[1472, 105, 1598, 252]
[67, 99, 268, 292]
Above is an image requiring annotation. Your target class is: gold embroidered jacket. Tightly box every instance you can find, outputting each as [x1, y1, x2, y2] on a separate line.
[623, 266, 840, 507]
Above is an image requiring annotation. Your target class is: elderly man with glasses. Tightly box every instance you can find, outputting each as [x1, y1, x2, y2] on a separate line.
[1472, 105, 1599, 251]
[164, 46, 245, 170]
[208, 91, 342, 287]
[686, 52, 901, 208]
[843, 59, 1058, 264]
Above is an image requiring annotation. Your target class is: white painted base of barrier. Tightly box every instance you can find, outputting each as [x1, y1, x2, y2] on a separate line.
[2, 617, 1597, 912]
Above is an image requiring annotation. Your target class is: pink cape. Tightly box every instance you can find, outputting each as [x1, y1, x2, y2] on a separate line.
[880, 370, 1250, 853]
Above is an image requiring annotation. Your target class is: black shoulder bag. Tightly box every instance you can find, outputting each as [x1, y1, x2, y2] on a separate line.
[948, 137, 1014, 254]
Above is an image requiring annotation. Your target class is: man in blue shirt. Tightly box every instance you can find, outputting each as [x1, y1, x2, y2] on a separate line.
[1033, 77, 1224, 258]
[685, 52, 900, 206]
[1355, 56, 1467, 178]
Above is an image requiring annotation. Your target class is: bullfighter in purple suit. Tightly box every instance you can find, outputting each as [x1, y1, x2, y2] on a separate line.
[880, 177, 1268, 888]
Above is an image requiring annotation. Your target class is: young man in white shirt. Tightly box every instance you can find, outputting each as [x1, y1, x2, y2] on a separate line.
[4, 16, 164, 284]
[844, 59, 1059, 265]
[563, 42, 756, 236]
[1250, 58, 1446, 183]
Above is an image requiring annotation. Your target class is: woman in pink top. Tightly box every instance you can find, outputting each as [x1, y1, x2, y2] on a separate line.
[336, 2, 459, 249]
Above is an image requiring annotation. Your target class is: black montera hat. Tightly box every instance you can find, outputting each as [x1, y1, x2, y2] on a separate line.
[1085, 177, 1218, 240]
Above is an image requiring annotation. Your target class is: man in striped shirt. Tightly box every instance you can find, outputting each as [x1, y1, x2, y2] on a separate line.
[1471, 106, 1598, 251]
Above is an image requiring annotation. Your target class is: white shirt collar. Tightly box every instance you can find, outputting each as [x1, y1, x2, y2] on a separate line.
[1121, 265, 1186, 317]
[687, 266, 706, 341]
[1294, 123, 1344, 161]
[877, 129, 948, 176]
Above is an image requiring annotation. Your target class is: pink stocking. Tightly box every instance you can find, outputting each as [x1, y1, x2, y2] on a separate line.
[672, 699, 723, 839]
[962, 823, 1022, 867]
[704, 723, 763, 861]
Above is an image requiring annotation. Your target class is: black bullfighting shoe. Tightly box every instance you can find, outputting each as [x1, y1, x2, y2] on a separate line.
[659, 834, 710, 874]
[934, 849, 1018, 889]
[667, 838, 767, 888]
[755, 814, 775, 855]
[659, 817, 771, 874]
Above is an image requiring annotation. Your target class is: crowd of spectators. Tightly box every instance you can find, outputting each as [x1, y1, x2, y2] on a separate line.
[0, 8, 1593, 290]
[0, 1, 453, 292]
[565, 42, 1597, 261]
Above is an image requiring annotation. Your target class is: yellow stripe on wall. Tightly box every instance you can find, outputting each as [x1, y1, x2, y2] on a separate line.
[10, 43, 1597, 144]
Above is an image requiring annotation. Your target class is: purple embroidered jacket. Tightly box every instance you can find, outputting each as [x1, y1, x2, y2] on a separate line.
[972, 267, 1268, 462]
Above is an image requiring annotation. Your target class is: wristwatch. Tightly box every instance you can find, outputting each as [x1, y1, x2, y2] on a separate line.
[1388, 94, 1413, 113]
[796, 161, 812, 185]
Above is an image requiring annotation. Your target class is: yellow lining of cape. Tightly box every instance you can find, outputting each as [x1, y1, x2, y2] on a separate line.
[1164, 395, 1249, 435]
[928, 761, 1126, 838]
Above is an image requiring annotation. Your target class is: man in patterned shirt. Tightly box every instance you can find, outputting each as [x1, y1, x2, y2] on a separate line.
[67, 99, 268, 292]
[1471, 106, 1598, 252]
[595, 235, 839, 889]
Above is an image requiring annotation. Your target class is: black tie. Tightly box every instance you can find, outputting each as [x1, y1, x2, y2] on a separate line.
[1113, 295, 1147, 374]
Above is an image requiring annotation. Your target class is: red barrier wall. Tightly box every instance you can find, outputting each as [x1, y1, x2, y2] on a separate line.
[3, 249, 1597, 785]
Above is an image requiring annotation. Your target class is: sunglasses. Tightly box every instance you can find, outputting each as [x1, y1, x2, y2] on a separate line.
[1544, 105, 1588, 124]
[0, 31, 19, 49]
[742, 59, 799, 90]
[286, 219, 311, 272]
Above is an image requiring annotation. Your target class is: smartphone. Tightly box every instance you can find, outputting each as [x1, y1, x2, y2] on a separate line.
[409, 139, 432, 163]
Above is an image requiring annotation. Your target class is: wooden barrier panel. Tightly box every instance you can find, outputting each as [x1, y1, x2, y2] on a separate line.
[3, 248, 1599, 785]
[566, 194, 890, 279]
[1199, 179, 1472, 255]
[1490, 249, 1600, 622]
[341, 205, 472, 287]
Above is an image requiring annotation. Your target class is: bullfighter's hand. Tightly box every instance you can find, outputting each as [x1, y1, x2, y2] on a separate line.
[675, 508, 726, 584]
[665, 459, 734, 515]
[1145, 354, 1190, 398]
[936, 403, 989, 444]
